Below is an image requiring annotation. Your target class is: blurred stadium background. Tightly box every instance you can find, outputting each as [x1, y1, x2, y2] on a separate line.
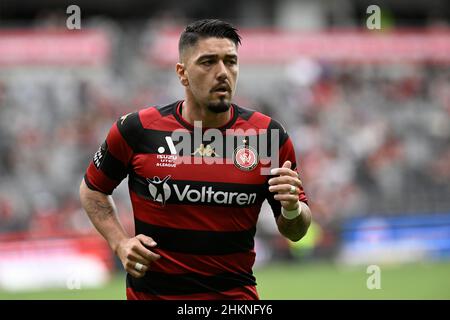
[0, 0, 449, 299]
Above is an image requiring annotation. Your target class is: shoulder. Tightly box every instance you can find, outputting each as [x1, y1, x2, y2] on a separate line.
[234, 104, 269, 129]
[234, 104, 289, 142]
[116, 110, 142, 137]
[117, 101, 178, 135]
[138, 101, 178, 127]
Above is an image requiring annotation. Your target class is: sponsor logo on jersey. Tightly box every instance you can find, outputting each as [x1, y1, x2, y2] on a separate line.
[156, 137, 178, 167]
[192, 143, 219, 157]
[120, 113, 131, 125]
[147, 175, 171, 206]
[156, 154, 178, 168]
[147, 175, 257, 206]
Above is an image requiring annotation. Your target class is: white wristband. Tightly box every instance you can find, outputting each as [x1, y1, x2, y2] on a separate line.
[281, 202, 302, 220]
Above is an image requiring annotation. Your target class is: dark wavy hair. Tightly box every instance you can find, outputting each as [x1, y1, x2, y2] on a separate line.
[178, 19, 241, 57]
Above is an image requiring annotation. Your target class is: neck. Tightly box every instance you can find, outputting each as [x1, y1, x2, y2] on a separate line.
[181, 97, 231, 128]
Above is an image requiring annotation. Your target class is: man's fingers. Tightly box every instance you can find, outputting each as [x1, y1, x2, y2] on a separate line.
[125, 260, 149, 273]
[274, 194, 299, 202]
[132, 242, 161, 263]
[268, 184, 299, 194]
[124, 260, 147, 278]
[270, 167, 298, 178]
[282, 160, 291, 169]
[127, 268, 145, 279]
[136, 234, 157, 247]
[117, 236, 161, 277]
[268, 176, 302, 187]
[126, 252, 153, 267]
[269, 160, 291, 174]
[133, 234, 161, 262]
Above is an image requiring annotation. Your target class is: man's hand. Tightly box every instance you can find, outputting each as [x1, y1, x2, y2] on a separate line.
[268, 160, 311, 242]
[115, 234, 161, 278]
[268, 160, 302, 210]
[79, 181, 161, 278]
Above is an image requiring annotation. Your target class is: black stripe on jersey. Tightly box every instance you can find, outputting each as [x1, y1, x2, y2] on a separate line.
[97, 145, 128, 182]
[132, 129, 183, 154]
[84, 174, 103, 193]
[235, 105, 255, 121]
[265, 182, 282, 218]
[127, 270, 256, 295]
[135, 218, 256, 255]
[116, 111, 143, 151]
[129, 172, 266, 207]
[267, 118, 290, 150]
[291, 161, 297, 171]
[156, 101, 177, 117]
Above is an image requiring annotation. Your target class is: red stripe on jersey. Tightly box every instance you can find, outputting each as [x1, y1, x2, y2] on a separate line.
[106, 122, 133, 165]
[149, 250, 255, 276]
[137, 106, 162, 128]
[139, 107, 191, 132]
[246, 111, 272, 129]
[232, 117, 266, 131]
[130, 190, 261, 231]
[85, 162, 119, 194]
[126, 285, 259, 300]
[132, 154, 268, 185]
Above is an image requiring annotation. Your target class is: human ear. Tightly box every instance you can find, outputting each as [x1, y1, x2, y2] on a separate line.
[176, 63, 189, 87]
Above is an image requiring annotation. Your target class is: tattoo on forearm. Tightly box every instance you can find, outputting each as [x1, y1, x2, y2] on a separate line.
[86, 197, 115, 221]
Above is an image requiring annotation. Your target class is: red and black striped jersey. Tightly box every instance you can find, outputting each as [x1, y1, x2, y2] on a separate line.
[84, 101, 308, 300]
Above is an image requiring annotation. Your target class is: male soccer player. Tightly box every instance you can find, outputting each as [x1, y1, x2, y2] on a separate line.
[79, 19, 312, 300]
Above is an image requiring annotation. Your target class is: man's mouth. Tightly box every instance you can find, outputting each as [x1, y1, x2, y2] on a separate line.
[211, 84, 230, 93]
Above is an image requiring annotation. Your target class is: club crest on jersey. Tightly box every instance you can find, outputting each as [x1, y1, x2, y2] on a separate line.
[233, 145, 258, 171]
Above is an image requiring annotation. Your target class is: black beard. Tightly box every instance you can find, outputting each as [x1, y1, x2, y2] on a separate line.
[207, 100, 231, 113]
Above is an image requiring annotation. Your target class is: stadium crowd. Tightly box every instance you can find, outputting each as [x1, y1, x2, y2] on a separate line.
[0, 23, 449, 240]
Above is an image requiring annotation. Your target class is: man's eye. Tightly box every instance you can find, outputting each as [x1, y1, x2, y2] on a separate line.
[227, 60, 237, 65]
[202, 60, 213, 66]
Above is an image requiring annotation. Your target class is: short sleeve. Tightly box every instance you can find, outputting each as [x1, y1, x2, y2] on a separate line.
[84, 112, 139, 194]
[265, 119, 308, 219]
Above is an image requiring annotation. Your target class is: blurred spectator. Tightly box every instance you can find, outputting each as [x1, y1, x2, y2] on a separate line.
[0, 22, 449, 239]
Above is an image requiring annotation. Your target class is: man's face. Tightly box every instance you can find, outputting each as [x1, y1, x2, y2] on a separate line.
[178, 37, 239, 113]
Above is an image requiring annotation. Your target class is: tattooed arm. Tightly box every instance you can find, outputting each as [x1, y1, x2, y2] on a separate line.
[79, 180, 160, 278]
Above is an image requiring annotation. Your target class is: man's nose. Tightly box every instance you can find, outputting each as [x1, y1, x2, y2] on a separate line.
[216, 60, 228, 81]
